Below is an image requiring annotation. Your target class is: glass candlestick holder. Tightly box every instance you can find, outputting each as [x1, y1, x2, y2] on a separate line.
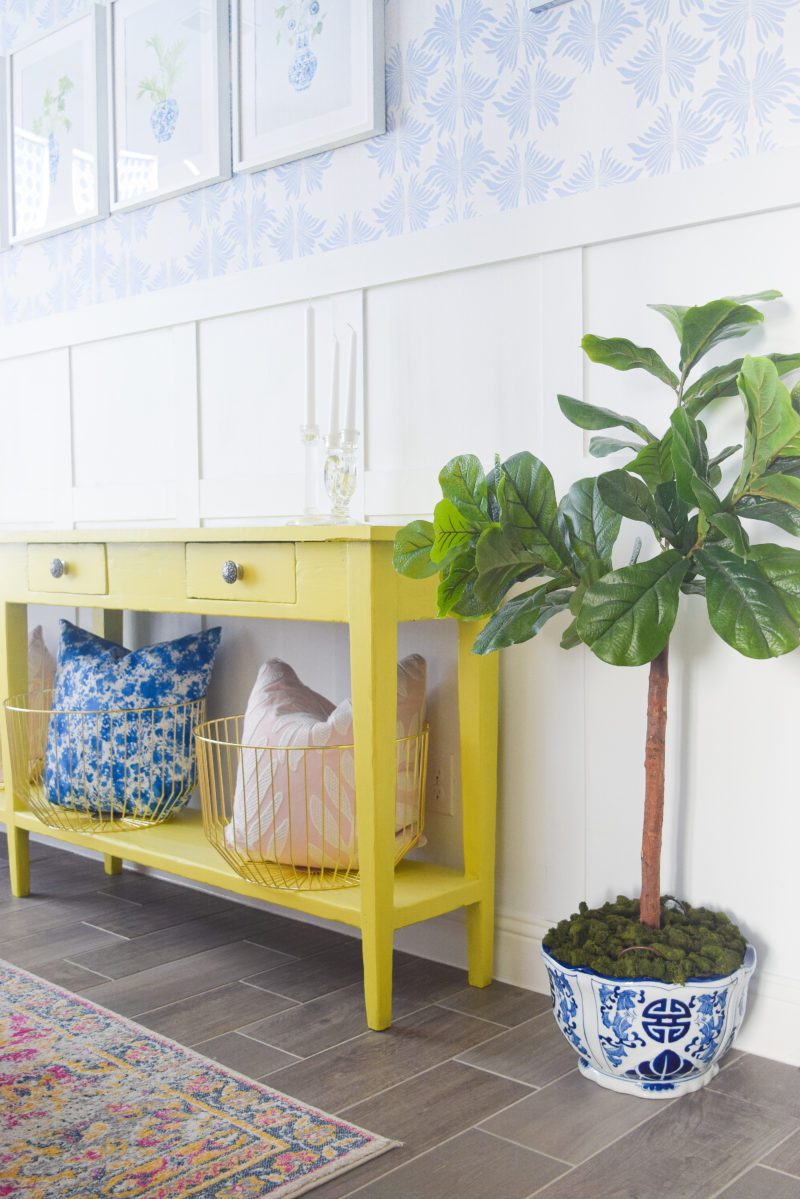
[324, 431, 359, 522]
[288, 424, 322, 525]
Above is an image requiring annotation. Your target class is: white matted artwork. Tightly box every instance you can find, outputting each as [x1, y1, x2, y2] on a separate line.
[0, 59, 8, 251]
[5, 7, 108, 244]
[109, 0, 230, 212]
[233, 0, 385, 172]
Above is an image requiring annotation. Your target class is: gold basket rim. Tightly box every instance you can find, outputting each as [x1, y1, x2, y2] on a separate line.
[3, 689, 206, 718]
[193, 717, 429, 754]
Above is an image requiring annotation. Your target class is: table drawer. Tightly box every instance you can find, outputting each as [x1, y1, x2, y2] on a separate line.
[186, 542, 296, 604]
[28, 543, 108, 595]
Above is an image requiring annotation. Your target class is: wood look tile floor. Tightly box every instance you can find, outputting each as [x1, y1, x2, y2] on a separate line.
[2, 836, 799, 1199]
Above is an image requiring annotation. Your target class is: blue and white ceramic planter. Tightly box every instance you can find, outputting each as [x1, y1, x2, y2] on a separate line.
[541, 942, 756, 1098]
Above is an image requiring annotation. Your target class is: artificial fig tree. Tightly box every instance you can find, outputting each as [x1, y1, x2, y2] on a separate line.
[393, 290, 800, 952]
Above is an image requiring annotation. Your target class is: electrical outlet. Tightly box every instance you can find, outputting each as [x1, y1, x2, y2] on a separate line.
[428, 759, 455, 815]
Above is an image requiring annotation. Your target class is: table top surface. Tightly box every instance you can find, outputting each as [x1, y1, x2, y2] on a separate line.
[0, 524, 404, 545]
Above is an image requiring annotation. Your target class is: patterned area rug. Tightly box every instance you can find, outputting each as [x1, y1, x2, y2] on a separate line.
[0, 960, 395, 1198]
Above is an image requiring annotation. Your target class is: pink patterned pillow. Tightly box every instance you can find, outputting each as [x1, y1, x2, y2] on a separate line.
[225, 656, 426, 869]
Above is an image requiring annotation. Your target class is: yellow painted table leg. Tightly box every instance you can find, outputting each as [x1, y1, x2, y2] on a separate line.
[348, 542, 398, 1031]
[2, 602, 31, 897]
[104, 855, 123, 875]
[458, 620, 500, 988]
[8, 827, 30, 897]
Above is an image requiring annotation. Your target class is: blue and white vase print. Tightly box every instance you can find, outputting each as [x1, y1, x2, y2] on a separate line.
[47, 132, 59, 183]
[278, 1, 323, 92]
[541, 943, 757, 1098]
[151, 97, 179, 143]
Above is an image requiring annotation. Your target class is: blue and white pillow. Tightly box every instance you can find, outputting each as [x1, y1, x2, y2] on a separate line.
[45, 620, 221, 819]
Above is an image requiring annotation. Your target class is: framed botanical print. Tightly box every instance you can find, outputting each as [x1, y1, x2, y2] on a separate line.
[108, 0, 230, 212]
[5, 7, 108, 244]
[233, 0, 385, 172]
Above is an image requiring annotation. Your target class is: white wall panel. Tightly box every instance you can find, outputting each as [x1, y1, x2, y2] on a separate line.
[0, 349, 71, 527]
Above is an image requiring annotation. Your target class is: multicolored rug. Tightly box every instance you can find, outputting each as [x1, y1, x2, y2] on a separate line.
[0, 959, 395, 1198]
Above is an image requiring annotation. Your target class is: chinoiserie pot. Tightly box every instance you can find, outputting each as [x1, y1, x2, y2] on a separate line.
[151, 98, 179, 143]
[540, 942, 756, 1099]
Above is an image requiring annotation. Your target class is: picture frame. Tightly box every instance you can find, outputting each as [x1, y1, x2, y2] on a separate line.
[0, 59, 8, 252]
[233, 0, 385, 173]
[5, 7, 108, 245]
[108, 0, 231, 213]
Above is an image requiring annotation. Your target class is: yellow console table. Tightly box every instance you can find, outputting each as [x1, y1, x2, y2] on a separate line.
[0, 527, 499, 1030]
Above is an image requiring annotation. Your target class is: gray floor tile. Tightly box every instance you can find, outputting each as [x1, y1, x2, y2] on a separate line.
[437, 980, 551, 1027]
[1, 920, 126, 969]
[138, 981, 296, 1043]
[537, 1087, 797, 1199]
[244, 941, 372, 1002]
[0, 891, 138, 941]
[32, 958, 112, 990]
[479, 1067, 659, 1164]
[244, 919, 355, 960]
[764, 1131, 800, 1177]
[392, 956, 470, 1006]
[97, 872, 191, 904]
[86, 890, 238, 937]
[263, 1004, 502, 1113]
[456, 1010, 576, 1086]
[193, 1031, 300, 1077]
[82, 940, 294, 1016]
[240, 981, 425, 1058]
[711, 1054, 800, 1119]
[337, 1128, 566, 1199]
[71, 907, 297, 979]
[304, 1061, 534, 1199]
[716, 1166, 800, 1198]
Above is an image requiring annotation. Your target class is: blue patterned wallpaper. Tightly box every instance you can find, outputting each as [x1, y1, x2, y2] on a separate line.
[2, 0, 800, 324]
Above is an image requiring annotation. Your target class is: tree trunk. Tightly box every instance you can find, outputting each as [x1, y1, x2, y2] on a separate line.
[640, 642, 669, 929]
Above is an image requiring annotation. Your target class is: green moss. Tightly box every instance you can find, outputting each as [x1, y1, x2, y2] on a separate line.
[543, 896, 747, 984]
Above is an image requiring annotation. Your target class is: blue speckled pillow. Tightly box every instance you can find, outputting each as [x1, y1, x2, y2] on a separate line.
[45, 620, 221, 818]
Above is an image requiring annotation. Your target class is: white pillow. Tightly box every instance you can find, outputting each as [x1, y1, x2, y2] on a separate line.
[0, 626, 56, 783]
[225, 656, 427, 870]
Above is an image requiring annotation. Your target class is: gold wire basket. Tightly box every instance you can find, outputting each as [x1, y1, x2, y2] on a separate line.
[4, 689, 206, 833]
[195, 715, 429, 891]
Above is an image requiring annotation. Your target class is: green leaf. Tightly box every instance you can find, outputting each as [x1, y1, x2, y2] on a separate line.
[654, 480, 689, 548]
[557, 394, 656, 443]
[558, 477, 621, 575]
[576, 549, 690, 666]
[437, 551, 476, 617]
[670, 407, 709, 505]
[708, 512, 749, 558]
[498, 452, 571, 570]
[439, 455, 487, 523]
[708, 444, 741, 470]
[681, 575, 706, 597]
[588, 436, 644, 458]
[625, 432, 674, 488]
[393, 520, 438, 578]
[560, 617, 583, 648]
[747, 472, 800, 511]
[725, 290, 782, 304]
[684, 352, 800, 416]
[472, 582, 571, 655]
[696, 543, 800, 658]
[737, 355, 800, 488]
[597, 470, 659, 531]
[431, 498, 482, 564]
[680, 299, 765, 378]
[581, 335, 679, 391]
[474, 525, 541, 608]
[735, 495, 800, 536]
[647, 303, 687, 339]
[765, 456, 800, 478]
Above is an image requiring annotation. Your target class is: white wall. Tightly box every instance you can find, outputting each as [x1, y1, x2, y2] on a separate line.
[2, 162, 800, 1067]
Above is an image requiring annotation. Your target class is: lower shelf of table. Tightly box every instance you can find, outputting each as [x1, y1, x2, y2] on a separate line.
[4, 807, 483, 931]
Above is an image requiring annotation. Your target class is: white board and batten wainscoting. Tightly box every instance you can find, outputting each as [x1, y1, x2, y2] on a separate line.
[2, 147, 800, 1066]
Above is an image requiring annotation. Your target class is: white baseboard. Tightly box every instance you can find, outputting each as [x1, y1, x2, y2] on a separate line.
[25, 833, 800, 1066]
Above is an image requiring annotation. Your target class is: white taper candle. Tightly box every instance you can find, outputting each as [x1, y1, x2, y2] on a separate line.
[344, 325, 357, 436]
[328, 336, 341, 442]
[305, 306, 315, 428]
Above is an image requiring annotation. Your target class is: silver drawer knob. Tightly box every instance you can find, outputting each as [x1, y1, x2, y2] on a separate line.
[221, 559, 243, 585]
[49, 557, 67, 579]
